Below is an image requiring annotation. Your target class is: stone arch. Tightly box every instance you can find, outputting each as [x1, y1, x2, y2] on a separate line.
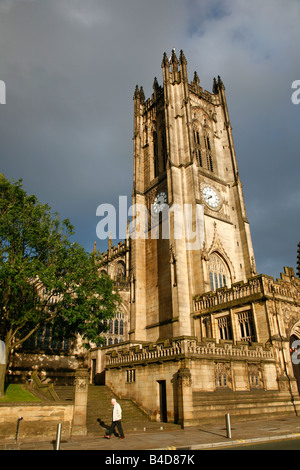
[114, 260, 126, 279]
[191, 106, 213, 127]
[192, 113, 215, 171]
[192, 118, 201, 130]
[208, 251, 232, 291]
[290, 319, 300, 339]
[191, 113, 214, 136]
[207, 223, 236, 283]
[113, 299, 129, 342]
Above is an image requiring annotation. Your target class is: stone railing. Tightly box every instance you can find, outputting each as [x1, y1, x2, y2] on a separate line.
[262, 274, 300, 301]
[194, 272, 300, 314]
[106, 339, 183, 367]
[31, 371, 60, 402]
[194, 276, 264, 313]
[189, 83, 216, 105]
[185, 338, 274, 361]
[112, 278, 130, 290]
[99, 241, 128, 264]
[105, 337, 274, 368]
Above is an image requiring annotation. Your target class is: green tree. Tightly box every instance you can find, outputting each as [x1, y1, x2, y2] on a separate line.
[0, 175, 120, 396]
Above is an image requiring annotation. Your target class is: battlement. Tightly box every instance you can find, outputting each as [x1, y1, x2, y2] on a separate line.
[99, 240, 128, 265]
[134, 49, 223, 111]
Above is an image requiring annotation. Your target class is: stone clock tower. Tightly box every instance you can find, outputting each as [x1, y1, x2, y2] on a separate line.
[129, 50, 256, 343]
[11, 50, 300, 426]
[92, 51, 300, 426]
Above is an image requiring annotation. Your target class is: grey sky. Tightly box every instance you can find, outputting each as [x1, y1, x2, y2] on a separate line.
[0, 0, 299, 279]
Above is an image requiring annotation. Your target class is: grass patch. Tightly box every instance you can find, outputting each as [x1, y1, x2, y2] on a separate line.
[0, 384, 41, 402]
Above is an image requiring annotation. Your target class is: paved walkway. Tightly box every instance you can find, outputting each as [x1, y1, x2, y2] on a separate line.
[2, 415, 300, 450]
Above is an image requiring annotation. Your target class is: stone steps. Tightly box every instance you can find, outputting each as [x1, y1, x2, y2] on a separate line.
[193, 389, 284, 404]
[54, 385, 75, 402]
[193, 389, 296, 421]
[55, 384, 180, 435]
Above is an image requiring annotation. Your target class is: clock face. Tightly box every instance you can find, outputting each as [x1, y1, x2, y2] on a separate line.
[202, 186, 220, 209]
[153, 192, 168, 213]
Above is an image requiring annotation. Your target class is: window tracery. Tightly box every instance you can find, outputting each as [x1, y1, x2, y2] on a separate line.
[208, 253, 229, 291]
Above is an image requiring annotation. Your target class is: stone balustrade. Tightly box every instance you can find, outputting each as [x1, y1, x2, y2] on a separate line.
[193, 272, 300, 314]
[105, 336, 274, 368]
[194, 276, 264, 313]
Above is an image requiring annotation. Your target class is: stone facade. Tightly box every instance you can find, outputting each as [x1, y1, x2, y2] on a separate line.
[9, 50, 300, 426]
[129, 50, 256, 345]
[94, 236, 130, 346]
[90, 51, 300, 425]
[97, 268, 300, 425]
[0, 403, 73, 440]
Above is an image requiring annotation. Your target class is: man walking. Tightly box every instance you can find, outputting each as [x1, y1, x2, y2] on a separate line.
[104, 398, 125, 439]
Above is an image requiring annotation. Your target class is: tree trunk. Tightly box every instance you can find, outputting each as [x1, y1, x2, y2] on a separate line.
[0, 341, 9, 397]
[0, 364, 6, 397]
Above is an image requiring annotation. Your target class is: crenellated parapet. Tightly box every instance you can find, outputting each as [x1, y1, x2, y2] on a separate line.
[98, 240, 128, 265]
[134, 49, 223, 113]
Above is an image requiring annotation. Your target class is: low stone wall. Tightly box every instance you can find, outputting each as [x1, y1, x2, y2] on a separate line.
[0, 403, 74, 441]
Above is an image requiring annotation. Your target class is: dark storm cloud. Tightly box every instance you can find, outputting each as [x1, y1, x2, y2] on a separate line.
[0, 0, 299, 278]
[0, 0, 186, 244]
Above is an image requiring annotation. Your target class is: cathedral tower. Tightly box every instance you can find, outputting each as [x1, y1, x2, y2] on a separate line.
[129, 50, 256, 343]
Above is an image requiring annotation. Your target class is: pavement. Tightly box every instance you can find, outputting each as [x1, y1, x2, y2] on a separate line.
[2, 414, 300, 451]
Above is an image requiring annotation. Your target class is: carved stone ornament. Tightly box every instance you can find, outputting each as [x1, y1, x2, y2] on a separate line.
[177, 367, 192, 387]
[214, 362, 232, 388]
[75, 369, 89, 391]
[281, 303, 300, 335]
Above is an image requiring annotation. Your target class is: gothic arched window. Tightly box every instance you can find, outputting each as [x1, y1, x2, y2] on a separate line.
[120, 320, 124, 336]
[208, 253, 229, 291]
[205, 134, 214, 172]
[114, 319, 119, 335]
[115, 262, 125, 279]
[193, 128, 203, 168]
[162, 130, 167, 171]
[153, 131, 159, 177]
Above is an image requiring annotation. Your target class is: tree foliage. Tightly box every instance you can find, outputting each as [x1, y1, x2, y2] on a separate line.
[0, 175, 120, 395]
